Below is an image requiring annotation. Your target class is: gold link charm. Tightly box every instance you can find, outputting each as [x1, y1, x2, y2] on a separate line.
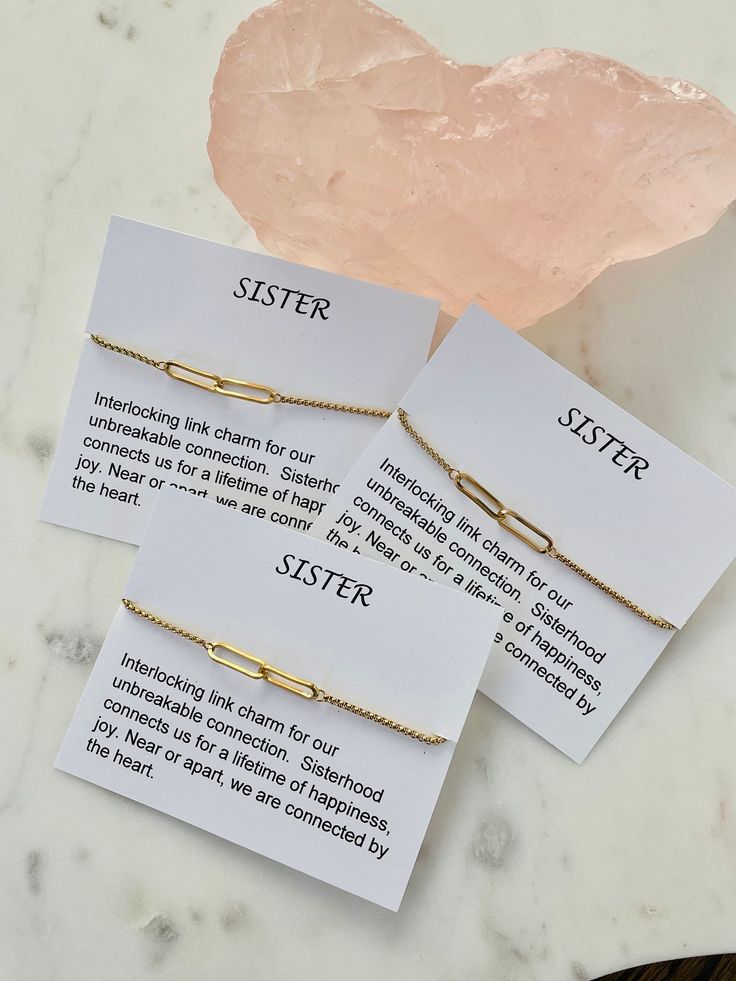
[453, 473, 554, 554]
[163, 362, 277, 404]
[207, 641, 266, 679]
[208, 643, 321, 696]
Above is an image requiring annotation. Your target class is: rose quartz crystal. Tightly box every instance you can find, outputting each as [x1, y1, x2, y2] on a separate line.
[208, 0, 736, 328]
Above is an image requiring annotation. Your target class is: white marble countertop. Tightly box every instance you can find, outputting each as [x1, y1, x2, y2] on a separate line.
[3, 2, 736, 979]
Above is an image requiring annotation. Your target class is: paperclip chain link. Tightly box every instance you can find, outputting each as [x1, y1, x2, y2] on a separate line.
[121, 599, 446, 745]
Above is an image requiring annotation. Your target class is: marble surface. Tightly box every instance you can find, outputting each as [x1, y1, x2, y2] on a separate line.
[3, 2, 736, 979]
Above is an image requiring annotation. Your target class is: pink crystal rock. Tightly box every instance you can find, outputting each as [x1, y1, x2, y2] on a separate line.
[208, 0, 736, 328]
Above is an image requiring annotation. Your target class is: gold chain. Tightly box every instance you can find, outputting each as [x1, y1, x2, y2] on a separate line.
[277, 394, 390, 418]
[547, 552, 676, 631]
[396, 408, 456, 475]
[396, 409, 675, 631]
[122, 598, 446, 745]
[90, 336, 165, 370]
[122, 597, 210, 647]
[90, 335, 391, 418]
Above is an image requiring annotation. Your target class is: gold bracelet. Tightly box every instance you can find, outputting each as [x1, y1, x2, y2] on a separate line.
[89, 335, 392, 418]
[121, 598, 446, 745]
[397, 409, 675, 631]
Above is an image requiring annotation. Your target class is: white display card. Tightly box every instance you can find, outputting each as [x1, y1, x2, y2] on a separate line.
[41, 217, 439, 544]
[311, 306, 736, 762]
[56, 490, 501, 910]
